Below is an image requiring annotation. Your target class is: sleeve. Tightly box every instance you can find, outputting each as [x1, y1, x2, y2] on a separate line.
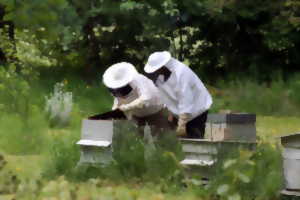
[177, 72, 195, 117]
[112, 98, 119, 110]
[178, 71, 208, 118]
[131, 75, 155, 107]
[118, 76, 152, 111]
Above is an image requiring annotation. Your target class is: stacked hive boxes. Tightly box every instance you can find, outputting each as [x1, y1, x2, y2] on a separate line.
[77, 119, 139, 166]
[76, 113, 257, 171]
[280, 133, 300, 196]
[180, 113, 257, 173]
[76, 119, 115, 165]
[205, 113, 256, 142]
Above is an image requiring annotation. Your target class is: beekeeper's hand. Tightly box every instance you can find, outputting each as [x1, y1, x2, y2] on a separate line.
[112, 98, 119, 110]
[168, 113, 174, 122]
[176, 114, 189, 137]
[119, 98, 144, 111]
[176, 124, 186, 137]
[112, 104, 118, 110]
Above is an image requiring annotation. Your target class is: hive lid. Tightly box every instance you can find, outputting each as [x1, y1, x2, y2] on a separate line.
[81, 119, 113, 141]
[279, 133, 300, 148]
[76, 139, 111, 147]
[279, 132, 300, 138]
[207, 113, 256, 123]
[281, 189, 300, 197]
[180, 159, 215, 166]
[88, 109, 126, 120]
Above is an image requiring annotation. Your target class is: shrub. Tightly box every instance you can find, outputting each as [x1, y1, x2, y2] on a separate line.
[204, 142, 283, 200]
[0, 154, 20, 194]
[212, 79, 300, 116]
[41, 131, 80, 180]
[41, 120, 184, 184]
[0, 66, 31, 117]
[0, 108, 48, 155]
[45, 82, 73, 127]
[112, 122, 184, 182]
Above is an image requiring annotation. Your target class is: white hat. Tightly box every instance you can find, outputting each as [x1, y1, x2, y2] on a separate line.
[144, 51, 171, 73]
[103, 62, 138, 89]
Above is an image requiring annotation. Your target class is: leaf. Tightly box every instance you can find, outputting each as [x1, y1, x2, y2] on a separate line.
[223, 159, 237, 169]
[237, 172, 250, 183]
[120, 1, 137, 11]
[217, 184, 229, 195]
[189, 178, 202, 186]
[228, 193, 241, 200]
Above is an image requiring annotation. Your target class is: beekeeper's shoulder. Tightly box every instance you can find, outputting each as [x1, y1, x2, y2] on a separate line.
[176, 62, 195, 83]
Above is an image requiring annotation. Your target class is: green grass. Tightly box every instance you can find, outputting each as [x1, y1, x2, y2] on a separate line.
[1, 73, 300, 199]
[257, 116, 300, 141]
[0, 116, 298, 199]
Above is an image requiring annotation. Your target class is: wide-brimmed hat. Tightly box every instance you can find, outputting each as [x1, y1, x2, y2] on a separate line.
[144, 51, 171, 73]
[103, 62, 138, 89]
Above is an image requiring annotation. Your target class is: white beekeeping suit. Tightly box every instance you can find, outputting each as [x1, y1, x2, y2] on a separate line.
[103, 62, 169, 135]
[144, 51, 212, 138]
[111, 73, 163, 118]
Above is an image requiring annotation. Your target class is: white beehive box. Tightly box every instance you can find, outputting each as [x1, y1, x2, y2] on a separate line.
[180, 138, 256, 178]
[77, 119, 115, 165]
[205, 113, 256, 142]
[180, 139, 217, 167]
[280, 133, 300, 192]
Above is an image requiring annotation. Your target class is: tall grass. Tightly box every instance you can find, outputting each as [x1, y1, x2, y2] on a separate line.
[0, 73, 112, 155]
[0, 69, 299, 200]
[0, 112, 48, 154]
[204, 142, 283, 200]
[41, 121, 184, 184]
[211, 77, 300, 116]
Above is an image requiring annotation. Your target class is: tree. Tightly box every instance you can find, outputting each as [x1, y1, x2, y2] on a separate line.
[1, 0, 300, 82]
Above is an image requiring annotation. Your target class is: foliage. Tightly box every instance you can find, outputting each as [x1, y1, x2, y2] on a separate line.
[2, 139, 286, 200]
[210, 78, 300, 116]
[0, 111, 48, 155]
[2, 0, 300, 81]
[205, 143, 282, 200]
[0, 71, 298, 199]
[42, 121, 184, 184]
[45, 82, 73, 127]
[0, 154, 20, 194]
[112, 122, 184, 181]
[42, 132, 80, 180]
[0, 67, 31, 117]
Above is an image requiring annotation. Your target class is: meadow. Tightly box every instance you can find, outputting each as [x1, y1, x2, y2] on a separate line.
[0, 74, 300, 200]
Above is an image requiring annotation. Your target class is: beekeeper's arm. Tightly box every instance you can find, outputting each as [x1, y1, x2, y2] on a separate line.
[176, 76, 195, 136]
[119, 96, 147, 111]
[119, 80, 152, 111]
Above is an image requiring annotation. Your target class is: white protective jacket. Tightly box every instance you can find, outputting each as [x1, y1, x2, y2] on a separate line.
[155, 58, 212, 122]
[112, 73, 164, 118]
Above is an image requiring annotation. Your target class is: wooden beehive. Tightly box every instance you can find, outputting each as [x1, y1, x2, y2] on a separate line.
[280, 133, 300, 193]
[179, 138, 256, 178]
[76, 110, 130, 166]
[77, 118, 140, 165]
[205, 113, 256, 142]
[180, 113, 257, 178]
[77, 119, 115, 165]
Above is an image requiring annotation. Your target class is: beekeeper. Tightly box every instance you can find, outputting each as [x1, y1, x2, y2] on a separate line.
[103, 62, 169, 135]
[144, 51, 212, 138]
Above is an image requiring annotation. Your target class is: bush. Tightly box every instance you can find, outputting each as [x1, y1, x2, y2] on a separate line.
[0, 67, 31, 117]
[112, 122, 184, 182]
[211, 79, 300, 116]
[202, 142, 283, 200]
[0, 154, 20, 194]
[45, 82, 73, 127]
[0, 109, 48, 155]
[41, 131, 80, 180]
[41, 120, 184, 184]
